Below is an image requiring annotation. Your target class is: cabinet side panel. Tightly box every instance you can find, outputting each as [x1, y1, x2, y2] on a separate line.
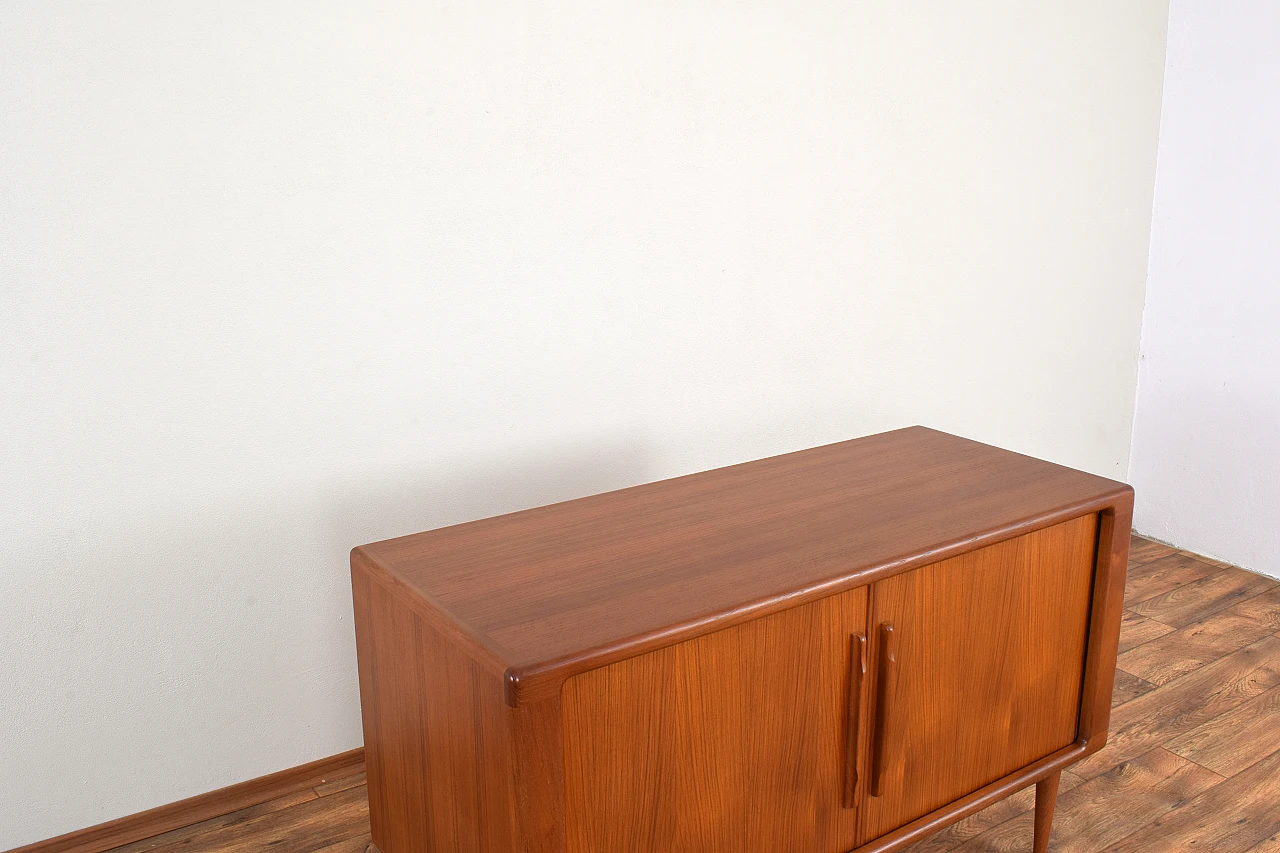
[353, 561, 515, 853]
[561, 587, 867, 853]
[511, 698, 567, 853]
[857, 514, 1098, 844]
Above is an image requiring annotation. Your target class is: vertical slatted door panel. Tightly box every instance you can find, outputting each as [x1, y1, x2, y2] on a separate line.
[560, 586, 868, 853]
[857, 515, 1098, 845]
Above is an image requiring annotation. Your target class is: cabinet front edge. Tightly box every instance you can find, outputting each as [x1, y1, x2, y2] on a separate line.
[504, 491, 1132, 707]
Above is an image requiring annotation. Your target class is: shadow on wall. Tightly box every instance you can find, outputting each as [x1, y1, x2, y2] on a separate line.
[2, 432, 653, 848]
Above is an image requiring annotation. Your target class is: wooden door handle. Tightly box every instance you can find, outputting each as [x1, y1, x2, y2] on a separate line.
[843, 632, 867, 808]
[869, 622, 896, 797]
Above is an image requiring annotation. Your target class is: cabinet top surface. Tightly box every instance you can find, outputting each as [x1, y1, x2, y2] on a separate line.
[355, 427, 1130, 686]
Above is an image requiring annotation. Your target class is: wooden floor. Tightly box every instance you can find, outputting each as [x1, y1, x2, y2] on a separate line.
[107, 536, 1280, 853]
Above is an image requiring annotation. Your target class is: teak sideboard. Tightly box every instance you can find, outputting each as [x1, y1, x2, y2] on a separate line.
[351, 426, 1133, 853]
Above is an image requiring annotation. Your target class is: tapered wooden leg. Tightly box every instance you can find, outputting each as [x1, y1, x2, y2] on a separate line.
[1033, 770, 1062, 853]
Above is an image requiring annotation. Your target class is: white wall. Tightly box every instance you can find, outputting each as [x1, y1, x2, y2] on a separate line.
[1130, 0, 1280, 580]
[0, 2, 1168, 846]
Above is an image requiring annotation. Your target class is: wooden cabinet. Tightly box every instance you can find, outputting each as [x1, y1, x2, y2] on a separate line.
[352, 427, 1133, 853]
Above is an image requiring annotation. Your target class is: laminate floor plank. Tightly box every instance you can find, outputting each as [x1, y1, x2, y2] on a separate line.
[1232, 584, 1280, 630]
[104, 789, 319, 853]
[114, 787, 369, 853]
[314, 771, 367, 797]
[312, 833, 374, 853]
[1107, 748, 1280, 853]
[1245, 833, 1280, 853]
[1123, 553, 1225, 607]
[1111, 669, 1158, 707]
[1128, 536, 1178, 566]
[1118, 586, 1280, 685]
[1117, 610, 1176, 654]
[1163, 684, 1280, 777]
[1068, 635, 1280, 779]
[1128, 567, 1276, 628]
[944, 748, 1222, 853]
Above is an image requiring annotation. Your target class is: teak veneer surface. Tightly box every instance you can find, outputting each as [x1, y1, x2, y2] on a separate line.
[856, 515, 1097, 843]
[351, 569, 515, 853]
[355, 426, 1130, 703]
[561, 586, 868, 853]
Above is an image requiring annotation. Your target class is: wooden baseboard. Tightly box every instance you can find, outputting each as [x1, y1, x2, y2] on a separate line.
[5, 749, 365, 853]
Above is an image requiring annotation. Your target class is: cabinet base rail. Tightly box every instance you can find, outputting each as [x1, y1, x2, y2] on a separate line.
[850, 739, 1088, 853]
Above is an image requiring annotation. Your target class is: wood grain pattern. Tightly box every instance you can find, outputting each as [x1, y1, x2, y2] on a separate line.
[356, 426, 1131, 703]
[1117, 610, 1175, 654]
[1123, 552, 1232, 607]
[1127, 566, 1276, 628]
[1123, 552, 1224, 607]
[351, 564, 514, 853]
[103, 791, 322, 853]
[311, 836, 374, 853]
[1106, 747, 1280, 853]
[313, 772, 368, 798]
[856, 515, 1098, 844]
[510, 698, 567, 853]
[1071, 634, 1280, 780]
[1163, 684, 1280, 777]
[560, 587, 867, 853]
[1118, 583, 1280, 686]
[113, 787, 370, 853]
[1126, 537, 1177, 565]
[1110, 670, 1157, 707]
[1246, 833, 1280, 853]
[1234, 584, 1280, 629]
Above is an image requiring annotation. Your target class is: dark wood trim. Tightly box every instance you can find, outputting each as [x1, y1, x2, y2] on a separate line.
[842, 631, 867, 809]
[868, 621, 896, 798]
[4, 749, 364, 853]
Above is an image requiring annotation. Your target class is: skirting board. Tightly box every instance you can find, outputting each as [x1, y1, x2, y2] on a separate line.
[4, 749, 365, 853]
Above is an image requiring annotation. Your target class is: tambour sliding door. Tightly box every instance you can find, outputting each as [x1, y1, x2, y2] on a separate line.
[855, 514, 1099, 844]
[560, 586, 869, 853]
